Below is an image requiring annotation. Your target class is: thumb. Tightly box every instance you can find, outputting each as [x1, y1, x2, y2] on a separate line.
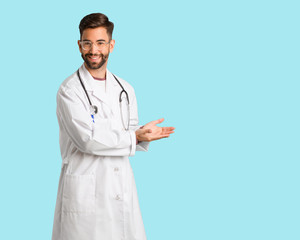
[151, 118, 164, 125]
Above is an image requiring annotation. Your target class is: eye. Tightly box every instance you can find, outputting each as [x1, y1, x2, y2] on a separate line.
[97, 41, 105, 47]
[82, 41, 91, 47]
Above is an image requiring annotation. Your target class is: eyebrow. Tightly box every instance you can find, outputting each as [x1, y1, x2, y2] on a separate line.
[82, 39, 106, 42]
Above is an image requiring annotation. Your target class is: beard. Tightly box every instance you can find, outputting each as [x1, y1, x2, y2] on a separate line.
[81, 52, 109, 70]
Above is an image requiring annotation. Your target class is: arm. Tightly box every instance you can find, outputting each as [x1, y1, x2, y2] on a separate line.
[128, 90, 150, 151]
[57, 87, 136, 156]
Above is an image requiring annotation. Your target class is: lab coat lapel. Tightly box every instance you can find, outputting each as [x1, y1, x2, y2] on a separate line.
[106, 70, 120, 118]
[79, 65, 119, 116]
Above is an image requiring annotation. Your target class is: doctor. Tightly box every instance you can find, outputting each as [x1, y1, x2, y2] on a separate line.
[52, 13, 175, 240]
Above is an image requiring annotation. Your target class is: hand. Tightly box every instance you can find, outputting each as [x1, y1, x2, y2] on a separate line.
[135, 118, 175, 142]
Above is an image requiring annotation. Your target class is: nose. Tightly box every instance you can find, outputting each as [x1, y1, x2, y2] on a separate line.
[90, 43, 99, 54]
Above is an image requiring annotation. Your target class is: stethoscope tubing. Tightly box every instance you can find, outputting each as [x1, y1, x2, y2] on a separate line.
[77, 69, 130, 129]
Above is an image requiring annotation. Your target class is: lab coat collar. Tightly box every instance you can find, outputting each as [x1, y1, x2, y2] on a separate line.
[78, 64, 118, 106]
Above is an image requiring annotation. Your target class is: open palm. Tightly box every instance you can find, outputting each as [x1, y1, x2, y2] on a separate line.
[136, 118, 175, 142]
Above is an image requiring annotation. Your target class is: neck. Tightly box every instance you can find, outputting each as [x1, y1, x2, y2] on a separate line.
[84, 62, 107, 79]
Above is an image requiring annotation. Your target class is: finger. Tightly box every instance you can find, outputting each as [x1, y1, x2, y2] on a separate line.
[153, 134, 170, 140]
[163, 131, 175, 134]
[161, 128, 174, 133]
[150, 118, 165, 125]
[164, 127, 175, 131]
[162, 127, 175, 133]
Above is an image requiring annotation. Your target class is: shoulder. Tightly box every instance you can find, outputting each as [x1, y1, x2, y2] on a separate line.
[57, 70, 82, 100]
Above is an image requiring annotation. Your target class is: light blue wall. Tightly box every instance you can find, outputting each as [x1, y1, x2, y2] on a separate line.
[1, 0, 299, 239]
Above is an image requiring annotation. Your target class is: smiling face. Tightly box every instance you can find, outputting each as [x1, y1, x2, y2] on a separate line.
[78, 27, 115, 71]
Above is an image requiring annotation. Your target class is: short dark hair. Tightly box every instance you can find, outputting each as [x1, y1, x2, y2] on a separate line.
[79, 13, 114, 40]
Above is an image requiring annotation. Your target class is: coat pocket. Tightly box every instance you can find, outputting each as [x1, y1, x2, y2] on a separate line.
[62, 174, 96, 213]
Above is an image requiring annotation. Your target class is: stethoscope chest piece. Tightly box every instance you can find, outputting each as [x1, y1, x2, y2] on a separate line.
[90, 105, 98, 115]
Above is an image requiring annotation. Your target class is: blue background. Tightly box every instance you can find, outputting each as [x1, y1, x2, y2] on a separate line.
[1, 0, 299, 239]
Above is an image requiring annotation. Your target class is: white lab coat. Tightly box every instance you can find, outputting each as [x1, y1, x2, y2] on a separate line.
[52, 64, 149, 240]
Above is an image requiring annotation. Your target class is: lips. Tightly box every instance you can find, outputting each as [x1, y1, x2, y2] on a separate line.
[87, 55, 100, 62]
[85, 54, 101, 61]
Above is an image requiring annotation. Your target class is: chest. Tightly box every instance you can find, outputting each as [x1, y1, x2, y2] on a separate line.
[90, 87, 127, 127]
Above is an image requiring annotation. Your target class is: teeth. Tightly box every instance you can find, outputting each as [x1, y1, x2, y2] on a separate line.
[89, 56, 99, 59]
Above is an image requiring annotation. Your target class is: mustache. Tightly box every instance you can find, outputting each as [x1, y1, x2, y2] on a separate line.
[85, 53, 103, 57]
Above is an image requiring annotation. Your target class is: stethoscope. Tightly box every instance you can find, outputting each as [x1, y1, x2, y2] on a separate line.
[77, 69, 130, 130]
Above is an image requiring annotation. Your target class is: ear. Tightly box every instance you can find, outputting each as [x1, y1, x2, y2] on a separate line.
[109, 39, 115, 53]
[78, 40, 82, 53]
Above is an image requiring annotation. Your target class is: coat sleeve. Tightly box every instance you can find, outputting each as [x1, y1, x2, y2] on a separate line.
[57, 87, 137, 156]
[128, 89, 150, 152]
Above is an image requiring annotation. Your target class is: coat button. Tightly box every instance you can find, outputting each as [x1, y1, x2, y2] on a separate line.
[114, 167, 119, 172]
[115, 194, 121, 200]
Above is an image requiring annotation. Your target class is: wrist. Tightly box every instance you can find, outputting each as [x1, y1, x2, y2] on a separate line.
[135, 126, 144, 144]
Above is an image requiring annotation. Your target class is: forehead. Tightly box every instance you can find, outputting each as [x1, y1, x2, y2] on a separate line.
[81, 27, 109, 41]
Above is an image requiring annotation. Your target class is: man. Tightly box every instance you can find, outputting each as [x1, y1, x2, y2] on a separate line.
[52, 13, 175, 240]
